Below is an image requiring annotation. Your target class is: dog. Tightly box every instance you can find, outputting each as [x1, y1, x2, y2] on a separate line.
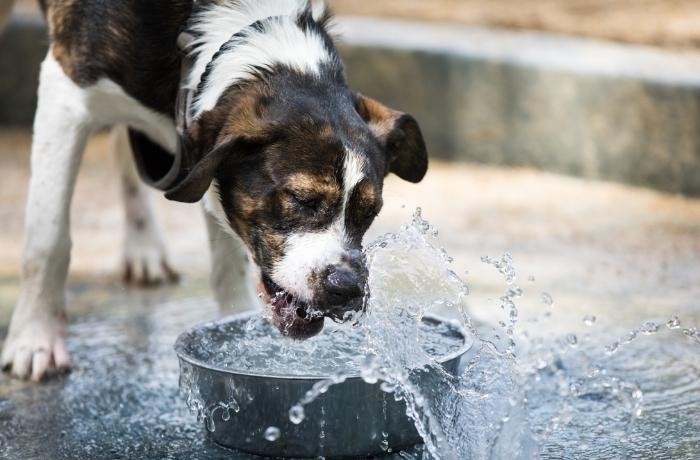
[0, 0, 428, 382]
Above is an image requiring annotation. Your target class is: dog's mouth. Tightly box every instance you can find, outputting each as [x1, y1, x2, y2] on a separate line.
[260, 275, 325, 339]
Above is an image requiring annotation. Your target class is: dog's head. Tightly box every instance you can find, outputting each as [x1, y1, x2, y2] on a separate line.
[167, 6, 427, 338]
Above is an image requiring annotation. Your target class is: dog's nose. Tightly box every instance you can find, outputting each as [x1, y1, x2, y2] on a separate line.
[323, 266, 363, 305]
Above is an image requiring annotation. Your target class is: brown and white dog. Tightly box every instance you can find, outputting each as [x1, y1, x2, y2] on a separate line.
[0, 0, 427, 381]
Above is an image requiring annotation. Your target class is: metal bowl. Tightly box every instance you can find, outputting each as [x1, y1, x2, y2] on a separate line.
[174, 311, 471, 458]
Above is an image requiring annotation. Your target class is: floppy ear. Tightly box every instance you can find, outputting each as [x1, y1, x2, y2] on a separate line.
[355, 94, 428, 183]
[164, 134, 240, 203]
[164, 90, 274, 203]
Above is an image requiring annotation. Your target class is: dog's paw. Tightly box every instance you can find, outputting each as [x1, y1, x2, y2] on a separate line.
[123, 226, 179, 287]
[1, 313, 71, 382]
[123, 242, 179, 287]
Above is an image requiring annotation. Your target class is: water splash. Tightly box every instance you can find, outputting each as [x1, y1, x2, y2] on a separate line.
[175, 209, 700, 459]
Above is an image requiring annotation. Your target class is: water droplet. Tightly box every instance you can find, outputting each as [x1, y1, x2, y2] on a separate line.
[380, 431, 390, 451]
[666, 315, 680, 329]
[264, 426, 280, 442]
[506, 287, 523, 298]
[583, 315, 596, 326]
[622, 330, 637, 343]
[541, 292, 554, 307]
[380, 380, 397, 393]
[528, 275, 535, 283]
[289, 405, 305, 425]
[566, 334, 578, 347]
[640, 321, 659, 335]
[605, 341, 619, 354]
[682, 327, 699, 342]
[439, 247, 454, 263]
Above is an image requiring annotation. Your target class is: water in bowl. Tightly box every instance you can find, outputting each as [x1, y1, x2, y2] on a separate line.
[180, 313, 468, 377]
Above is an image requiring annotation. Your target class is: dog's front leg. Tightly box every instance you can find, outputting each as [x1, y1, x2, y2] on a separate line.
[202, 205, 260, 314]
[1, 53, 91, 381]
[112, 125, 178, 286]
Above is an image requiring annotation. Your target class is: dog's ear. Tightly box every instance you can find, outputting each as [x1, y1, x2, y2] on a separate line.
[355, 94, 428, 183]
[164, 133, 240, 203]
[165, 93, 274, 203]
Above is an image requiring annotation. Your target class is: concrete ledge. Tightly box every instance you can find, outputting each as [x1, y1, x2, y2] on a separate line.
[3, 15, 700, 196]
[337, 18, 700, 197]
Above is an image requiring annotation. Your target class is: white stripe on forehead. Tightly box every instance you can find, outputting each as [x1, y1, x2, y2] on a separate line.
[271, 148, 365, 300]
[342, 149, 365, 209]
[186, 0, 331, 117]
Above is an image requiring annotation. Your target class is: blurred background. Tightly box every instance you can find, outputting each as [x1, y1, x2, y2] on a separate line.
[1, 0, 699, 334]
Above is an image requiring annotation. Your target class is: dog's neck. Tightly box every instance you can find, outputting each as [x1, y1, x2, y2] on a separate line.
[183, 0, 338, 119]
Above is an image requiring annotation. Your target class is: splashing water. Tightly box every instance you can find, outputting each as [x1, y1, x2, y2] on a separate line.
[349, 210, 536, 459]
[280, 209, 699, 459]
[182, 312, 467, 377]
[173, 208, 700, 459]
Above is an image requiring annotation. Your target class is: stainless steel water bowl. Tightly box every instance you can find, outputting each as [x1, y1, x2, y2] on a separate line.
[174, 312, 471, 458]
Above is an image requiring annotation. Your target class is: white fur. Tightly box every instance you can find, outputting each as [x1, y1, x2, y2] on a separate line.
[203, 181, 237, 236]
[203, 203, 261, 313]
[272, 148, 365, 300]
[186, 0, 331, 116]
[341, 149, 366, 209]
[202, 181, 260, 309]
[2, 51, 178, 380]
[2, 51, 92, 380]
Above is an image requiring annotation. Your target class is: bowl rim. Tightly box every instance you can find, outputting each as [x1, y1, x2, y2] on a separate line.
[173, 310, 473, 381]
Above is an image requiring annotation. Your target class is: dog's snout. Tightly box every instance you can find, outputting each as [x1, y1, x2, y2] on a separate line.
[323, 266, 363, 304]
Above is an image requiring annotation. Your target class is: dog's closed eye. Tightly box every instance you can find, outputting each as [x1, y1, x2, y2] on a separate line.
[286, 189, 321, 212]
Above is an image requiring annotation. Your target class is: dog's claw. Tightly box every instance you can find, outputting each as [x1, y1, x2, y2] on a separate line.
[122, 233, 179, 287]
[123, 259, 179, 286]
[1, 314, 71, 381]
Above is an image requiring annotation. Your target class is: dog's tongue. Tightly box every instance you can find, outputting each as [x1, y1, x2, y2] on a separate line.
[270, 296, 325, 339]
